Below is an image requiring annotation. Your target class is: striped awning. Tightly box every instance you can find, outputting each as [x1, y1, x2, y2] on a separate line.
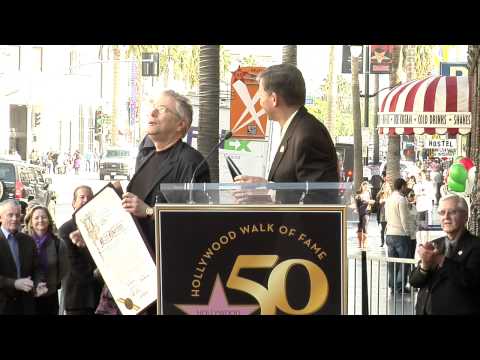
[378, 76, 471, 135]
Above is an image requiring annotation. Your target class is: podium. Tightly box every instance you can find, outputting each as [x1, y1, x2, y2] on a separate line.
[154, 182, 351, 315]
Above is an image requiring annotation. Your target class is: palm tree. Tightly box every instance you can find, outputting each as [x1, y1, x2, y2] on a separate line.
[326, 45, 337, 138]
[467, 45, 480, 235]
[282, 45, 297, 66]
[385, 45, 403, 188]
[180, 45, 231, 92]
[241, 55, 258, 67]
[402, 45, 434, 79]
[351, 51, 363, 191]
[198, 45, 220, 182]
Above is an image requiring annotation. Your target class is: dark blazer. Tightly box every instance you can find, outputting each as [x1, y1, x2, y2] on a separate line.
[128, 139, 210, 251]
[268, 107, 339, 204]
[410, 230, 480, 315]
[59, 219, 102, 311]
[0, 230, 43, 314]
[39, 234, 70, 297]
[135, 135, 155, 171]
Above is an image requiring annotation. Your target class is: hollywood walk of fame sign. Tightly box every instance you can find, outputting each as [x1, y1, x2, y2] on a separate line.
[155, 204, 347, 315]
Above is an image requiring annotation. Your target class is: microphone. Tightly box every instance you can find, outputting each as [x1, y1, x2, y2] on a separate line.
[188, 131, 233, 203]
[225, 155, 242, 180]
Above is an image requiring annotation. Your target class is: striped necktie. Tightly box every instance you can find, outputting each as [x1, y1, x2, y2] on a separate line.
[7, 233, 21, 277]
[445, 241, 455, 259]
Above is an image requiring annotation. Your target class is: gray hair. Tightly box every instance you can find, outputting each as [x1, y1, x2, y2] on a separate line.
[73, 185, 93, 202]
[161, 90, 193, 129]
[439, 194, 469, 214]
[0, 199, 21, 213]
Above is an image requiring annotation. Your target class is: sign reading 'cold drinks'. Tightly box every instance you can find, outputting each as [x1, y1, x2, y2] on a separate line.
[378, 112, 471, 128]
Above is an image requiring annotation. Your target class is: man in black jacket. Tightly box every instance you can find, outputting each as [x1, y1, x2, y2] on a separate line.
[123, 90, 210, 251]
[59, 186, 103, 315]
[234, 64, 338, 204]
[0, 199, 47, 314]
[410, 194, 480, 315]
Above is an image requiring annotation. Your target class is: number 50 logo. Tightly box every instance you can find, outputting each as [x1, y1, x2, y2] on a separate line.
[226, 255, 329, 315]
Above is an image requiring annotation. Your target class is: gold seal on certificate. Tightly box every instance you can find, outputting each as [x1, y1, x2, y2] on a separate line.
[124, 298, 134, 310]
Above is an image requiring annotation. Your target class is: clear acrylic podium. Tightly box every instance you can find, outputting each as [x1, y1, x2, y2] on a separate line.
[154, 182, 352, 315]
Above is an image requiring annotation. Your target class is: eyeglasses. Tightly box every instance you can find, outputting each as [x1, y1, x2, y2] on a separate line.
[437, 209, 464, 217]
[149, 104, 182, 119]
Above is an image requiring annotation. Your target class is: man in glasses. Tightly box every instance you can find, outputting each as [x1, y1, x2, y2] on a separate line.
[410, 194, 480, 314]
[123, 90, 210, 252]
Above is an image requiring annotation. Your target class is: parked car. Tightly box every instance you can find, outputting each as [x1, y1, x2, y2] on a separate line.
[0, 158, 56, 215]
[99, 148, 134, 180]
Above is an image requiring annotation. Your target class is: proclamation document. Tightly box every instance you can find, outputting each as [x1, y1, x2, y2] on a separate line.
[74, 184, 157, 315]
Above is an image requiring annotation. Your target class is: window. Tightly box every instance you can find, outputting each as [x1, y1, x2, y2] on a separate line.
[0, 164, 15, 182]
[105, 150, 130, 158]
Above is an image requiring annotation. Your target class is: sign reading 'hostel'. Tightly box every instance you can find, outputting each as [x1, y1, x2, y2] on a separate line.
[424, 139, 456, 149]
[378, 112, 471, 128]
[155, 205, 346, 315]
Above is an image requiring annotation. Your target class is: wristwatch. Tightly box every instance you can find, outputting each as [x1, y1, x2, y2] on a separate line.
[145, 206, 154, 217]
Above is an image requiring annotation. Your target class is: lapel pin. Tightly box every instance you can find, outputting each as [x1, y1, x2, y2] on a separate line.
[458, 250, 463, 256]
[279, 145, 285, 153]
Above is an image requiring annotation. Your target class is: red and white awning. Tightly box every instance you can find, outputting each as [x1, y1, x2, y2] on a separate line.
[378, 76, 471, 135]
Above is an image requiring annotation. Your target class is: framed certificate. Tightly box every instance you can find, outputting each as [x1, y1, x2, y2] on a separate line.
[74, 183, 157, 315]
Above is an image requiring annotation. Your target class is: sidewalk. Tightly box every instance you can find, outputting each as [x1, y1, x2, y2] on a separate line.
[347, 205, 443, 257]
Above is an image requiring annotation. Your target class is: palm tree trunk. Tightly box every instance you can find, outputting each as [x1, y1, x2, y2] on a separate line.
[282, 46, 297, 66]
[352, 54, 363, 191]
[467, 45, 480, 235]
[326, 45, 337, 138]
[386, 45, 402, 188]
[198, 45, 220, 182]
[373, 74, 380, 164]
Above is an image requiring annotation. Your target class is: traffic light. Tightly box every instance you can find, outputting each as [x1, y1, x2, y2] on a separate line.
[142, 52, 159, 76]
[34, 112, 41, 127]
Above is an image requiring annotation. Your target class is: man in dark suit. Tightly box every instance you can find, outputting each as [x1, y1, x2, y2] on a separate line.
[410, 194, 480, 315]
[234, 64, 338, 204]
[122, 90, 210, 251]
[0, 199, 47, 314]
[59, 186, 103, 315]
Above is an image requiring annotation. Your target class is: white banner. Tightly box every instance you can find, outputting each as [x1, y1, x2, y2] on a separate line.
[378, 112, 471, 128]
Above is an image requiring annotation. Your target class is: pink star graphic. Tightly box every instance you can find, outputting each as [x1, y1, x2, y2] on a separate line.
[175, 275, 259, 315]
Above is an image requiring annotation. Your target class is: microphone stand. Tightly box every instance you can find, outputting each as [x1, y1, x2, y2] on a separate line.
[188, 131, 233, 204]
